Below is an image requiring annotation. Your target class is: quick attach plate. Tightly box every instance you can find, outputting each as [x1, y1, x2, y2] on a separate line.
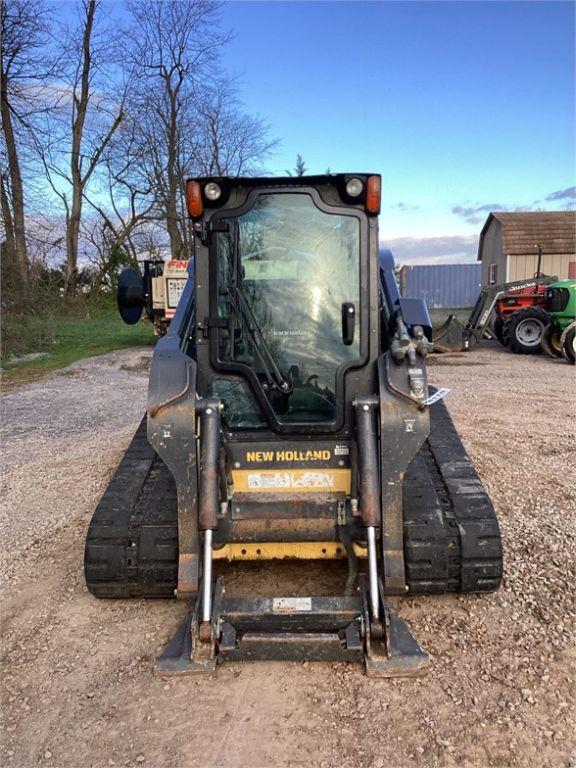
[155, 577, 430, 678]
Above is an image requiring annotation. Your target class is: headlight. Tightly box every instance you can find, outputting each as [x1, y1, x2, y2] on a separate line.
[345, 178, 363, 197]
[204, 182, 222, 201]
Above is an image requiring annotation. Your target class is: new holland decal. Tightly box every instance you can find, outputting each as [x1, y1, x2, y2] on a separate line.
[246, 450, 332, 463]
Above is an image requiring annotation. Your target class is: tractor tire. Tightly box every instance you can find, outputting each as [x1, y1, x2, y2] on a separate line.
[541, 323, 564, 359]
[502, 307, 551, 354]
[560, 321, 576, 364]
[493, 316, 506, 345]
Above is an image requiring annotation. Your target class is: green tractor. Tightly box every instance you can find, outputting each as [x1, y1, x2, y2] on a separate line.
[540, 279, 576, 364]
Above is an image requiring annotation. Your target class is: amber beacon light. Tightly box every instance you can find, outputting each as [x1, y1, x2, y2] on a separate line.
[365, 175, 381, 215]
[186, 180, 203, 218]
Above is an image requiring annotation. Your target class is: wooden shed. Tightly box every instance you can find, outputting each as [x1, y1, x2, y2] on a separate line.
[477, 211, 576, 285]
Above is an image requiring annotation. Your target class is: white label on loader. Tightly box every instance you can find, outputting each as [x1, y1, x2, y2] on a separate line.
[247, 472, 335, 490]
[272, 597, 312, 613]
[166, 278, 186, 308]
[423, 387, 451, 406]
[248, 472, 291, 489]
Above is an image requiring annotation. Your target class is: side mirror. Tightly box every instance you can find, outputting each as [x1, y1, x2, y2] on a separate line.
[117, 267, 145, 325]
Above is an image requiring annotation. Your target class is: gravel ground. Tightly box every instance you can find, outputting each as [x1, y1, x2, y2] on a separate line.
[1, 343, 575, 768]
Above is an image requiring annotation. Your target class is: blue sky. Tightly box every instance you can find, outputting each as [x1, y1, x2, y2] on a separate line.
[62, 0, 575, 263]
[219, 0, 575, 260]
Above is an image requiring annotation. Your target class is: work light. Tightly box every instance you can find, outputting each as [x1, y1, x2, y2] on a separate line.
[345, 178, 363, 197]
[204, 182, 222, 201]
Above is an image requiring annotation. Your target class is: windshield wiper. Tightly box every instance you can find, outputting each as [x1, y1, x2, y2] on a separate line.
[220, 221, 292, 394]
[225, 284, 292, 394]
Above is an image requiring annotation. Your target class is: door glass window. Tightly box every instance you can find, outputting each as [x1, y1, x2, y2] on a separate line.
[216, 193, 361, 424]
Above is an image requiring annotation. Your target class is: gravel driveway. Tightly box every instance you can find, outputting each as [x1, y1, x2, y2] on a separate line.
[1, 344, 574, 768]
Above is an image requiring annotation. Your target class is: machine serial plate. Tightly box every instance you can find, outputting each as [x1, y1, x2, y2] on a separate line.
[272, 597, 313, 613]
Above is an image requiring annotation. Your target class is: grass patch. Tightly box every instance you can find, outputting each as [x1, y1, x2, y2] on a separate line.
[1, 310, 155, 391]
[428, 307, 473, 330]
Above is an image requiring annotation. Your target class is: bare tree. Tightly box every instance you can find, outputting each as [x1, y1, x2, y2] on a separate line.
[2, 0, 279, 304]
[124, 2, 279, 259]
[0, 175, 16, 256]
[35, 0, 126, 295]
[65, 0, 124, 295]
[81, 121, 161, 289]
[192, 75, 278, 176]
[0, 0, 54, 283]
[124, 0, 229, 259]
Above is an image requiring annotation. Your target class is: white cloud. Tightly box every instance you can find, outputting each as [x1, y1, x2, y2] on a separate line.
[545, 186, 576, 201]
[381, 235, 478, 266]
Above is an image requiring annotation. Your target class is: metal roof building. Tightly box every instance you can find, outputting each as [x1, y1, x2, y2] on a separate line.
[399, 263, 482, 308]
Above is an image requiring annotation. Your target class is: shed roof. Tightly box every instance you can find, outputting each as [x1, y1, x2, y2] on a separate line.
[477, 211, 575, 260]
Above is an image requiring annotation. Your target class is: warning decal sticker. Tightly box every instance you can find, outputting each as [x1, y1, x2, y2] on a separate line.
[232, 468, 351, 494]
[247, 472, 335, 490]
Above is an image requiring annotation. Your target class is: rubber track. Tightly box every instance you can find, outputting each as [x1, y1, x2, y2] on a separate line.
[84, 418, 178, 598]
[403, 397, 503, 594]
[85, 403, 502, 598]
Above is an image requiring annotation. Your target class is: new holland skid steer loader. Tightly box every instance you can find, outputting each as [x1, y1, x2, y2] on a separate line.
[85, 174, 502, 677]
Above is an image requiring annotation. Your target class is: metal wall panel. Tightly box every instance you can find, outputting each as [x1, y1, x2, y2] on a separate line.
[508, 253, 575, 282]
[400, 264, 482, 308]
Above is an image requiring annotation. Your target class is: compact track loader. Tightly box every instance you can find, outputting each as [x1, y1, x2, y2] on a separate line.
[85, 174, 502, 677]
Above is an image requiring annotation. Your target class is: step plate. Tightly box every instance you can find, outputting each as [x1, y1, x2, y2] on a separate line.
[220, 626, 364, 663]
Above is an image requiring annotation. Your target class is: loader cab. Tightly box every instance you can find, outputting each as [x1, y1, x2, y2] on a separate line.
[187, 175, 384, 435]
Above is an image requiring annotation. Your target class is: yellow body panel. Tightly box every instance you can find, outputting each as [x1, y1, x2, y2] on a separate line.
[212, 541, 367, 561]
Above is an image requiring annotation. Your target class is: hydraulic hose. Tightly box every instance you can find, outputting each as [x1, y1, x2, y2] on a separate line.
[336, 524, 358, 596]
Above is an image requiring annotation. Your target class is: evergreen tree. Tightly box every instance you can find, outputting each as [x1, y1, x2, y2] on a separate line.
[286, 154, 307, 176]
